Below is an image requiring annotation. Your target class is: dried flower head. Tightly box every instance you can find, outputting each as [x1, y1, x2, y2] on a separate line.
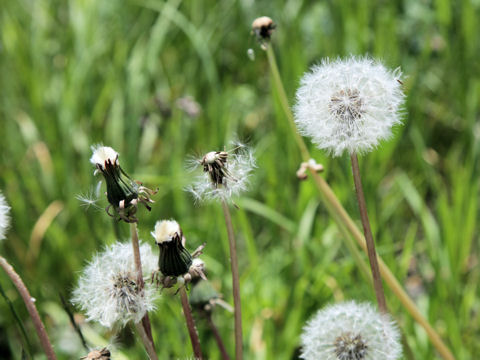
[152, 220, 193, 278]
[186, 144, 255, 203]
[0, 192, 10, 240]
[301, 301, 402, 360]
[294, 57, 404, 156]
[81, 348, 111, 360]
[72, 242, 158, 328]
[89, 145, 155, 222]
[252, 16, 276, 49]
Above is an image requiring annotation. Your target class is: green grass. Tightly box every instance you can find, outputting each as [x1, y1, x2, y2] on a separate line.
[0, 0, 479, 358]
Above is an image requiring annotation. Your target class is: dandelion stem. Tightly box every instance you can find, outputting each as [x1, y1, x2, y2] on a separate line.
[221, 199, 243, 360]
[130, 223, 155, 353]
[179, 287, 203, 359]
[0, 256, 57, 360]
[206, 313, 231, 360]
[265, 47, 455, 360]
[350, 153, 388, 313]
[135, 321, 159, 360]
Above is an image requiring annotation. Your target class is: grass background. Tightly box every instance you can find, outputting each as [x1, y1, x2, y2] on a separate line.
[0, 0, 479, 358]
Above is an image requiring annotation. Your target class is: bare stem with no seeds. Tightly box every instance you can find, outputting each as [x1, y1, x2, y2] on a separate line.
[180, 287, 203, 359]
[350, 153, 388, 313]
[0, 256, 57, 360]
[130, 223, 156, 355]
[207, 313, 231, 360]
[221, 199, 243, 360]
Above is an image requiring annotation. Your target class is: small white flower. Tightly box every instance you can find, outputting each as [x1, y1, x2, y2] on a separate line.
[72, 241, 158, 328]
[0, 192, 11, 240]
[186, 143, 256, 202]
[301, 301, 402, 360]
[294, 56, 405, 156]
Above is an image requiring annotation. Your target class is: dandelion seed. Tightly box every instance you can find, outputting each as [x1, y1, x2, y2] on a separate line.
[294, 56, 405, 156]
[247, 48, 255, 61]
[89, 145, 155, 222]
[186, 143, 255, 203]
[300, 301, 402, 360]
[0, 192, 11, 240]
[76, 184, 102, 211]
[72, 242, 158, 328]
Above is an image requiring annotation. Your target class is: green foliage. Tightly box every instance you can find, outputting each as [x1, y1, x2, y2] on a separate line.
[0, 0, 479, 358]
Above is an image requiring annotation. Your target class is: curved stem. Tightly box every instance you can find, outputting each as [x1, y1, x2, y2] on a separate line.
[221, 200, 243, 360]
[350, 153, 388, 313]
[180, 287, 203, 359]
[206, 313, 231, 360]
[0, 256, 57, 360]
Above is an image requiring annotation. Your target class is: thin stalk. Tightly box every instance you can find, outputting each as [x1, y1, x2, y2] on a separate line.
[221, 199, 243, 360]
[266, 47, 455, 360]
[206, 313, 231, 360]
[350, 153, 388, 313]
[0, 256, 57, 360]
[130, 223, 155, 351]
[135, 321, 158, 360]
[179, 287, 203, 359]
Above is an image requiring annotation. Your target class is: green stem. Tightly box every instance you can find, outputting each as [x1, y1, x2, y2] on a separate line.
[221, 200, 243, 360]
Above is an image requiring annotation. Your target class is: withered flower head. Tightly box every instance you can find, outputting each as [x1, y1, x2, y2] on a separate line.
[89, 145, 155, 222]
[81, 348, 111, 360]
[151, 220, 193, 278]
[252, 16, 276, 44]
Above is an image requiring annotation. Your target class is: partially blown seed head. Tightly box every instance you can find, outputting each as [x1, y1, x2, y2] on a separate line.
[294, 56, 405, 156]
[300, 301, 402, 360]
[72, 242, 158, 328]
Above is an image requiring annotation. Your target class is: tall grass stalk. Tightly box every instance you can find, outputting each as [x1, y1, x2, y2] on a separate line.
[221, 199, 243, 360]
[265, 45, 455, 360]
[206, 313, 231, 360]
[0, 256, 57, 360]
[179, 287, 203, 359]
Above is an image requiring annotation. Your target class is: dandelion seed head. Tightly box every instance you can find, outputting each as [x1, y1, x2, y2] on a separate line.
[151, 219, 181, 244]
[90, 145, 119, 170]
[0, 192, 10, 240]
[294, 56, 405, 156]
[186, 144, 256, 203]
[300, 301, 402, 360]
[72, 242, 158, 328]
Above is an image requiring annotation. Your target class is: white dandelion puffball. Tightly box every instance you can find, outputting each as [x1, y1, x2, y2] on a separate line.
[186, 144, 256, 202]
[89, 145, 119, 170]
[301, 301, 402, 360]
[72, 241, 158, 328]
[294, 56, 405, 156]
[0, 192, 11, 240]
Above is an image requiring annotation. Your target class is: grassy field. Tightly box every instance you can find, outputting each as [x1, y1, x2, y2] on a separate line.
[1, 0, 479, 359]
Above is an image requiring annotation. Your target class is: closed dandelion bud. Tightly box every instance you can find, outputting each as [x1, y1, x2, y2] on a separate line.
[72, 242, 158, 328]
[0, 191, 11, 240]
[81, 348, 111, 360]
[89, 145, 155, 222]
[252, 16, 276, 49]
[301, 301, 402, 360]
[294, 57, 405, 156]
[189, 279, 219, 313]
[152, 220, 192, 277]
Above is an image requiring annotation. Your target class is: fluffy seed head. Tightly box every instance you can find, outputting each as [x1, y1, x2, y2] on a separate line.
[301, 301, 402, 360]
[0, 192, 10, 240]
[294, 56, 405, 156]
[90, 146, 119, 170]
[186, 143, 256, 203]
[72, 242, 158, 328]
[151, 220, 181, 244]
